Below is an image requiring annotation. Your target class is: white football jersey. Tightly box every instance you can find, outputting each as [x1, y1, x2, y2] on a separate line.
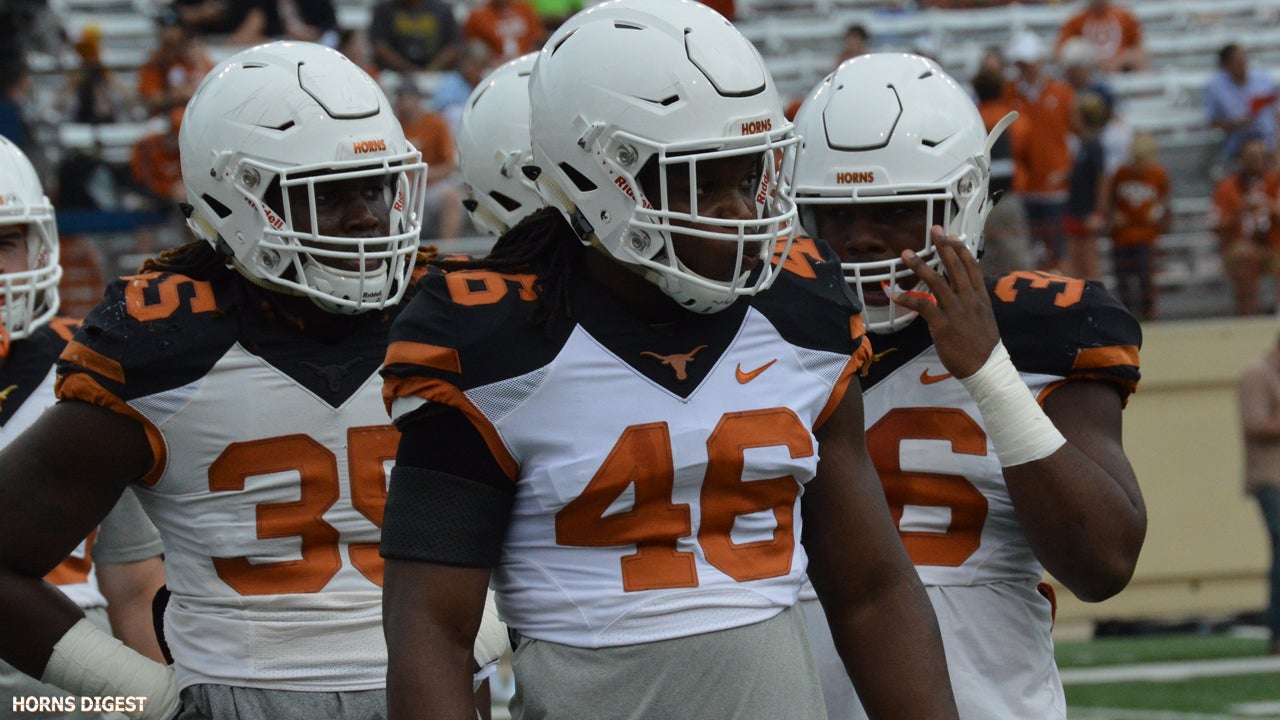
[804, 272, 1142, 720]
[384, 246, 869, 649]
[58, 271, 401, 691]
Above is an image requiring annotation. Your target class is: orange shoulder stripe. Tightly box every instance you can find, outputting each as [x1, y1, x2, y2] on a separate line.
[60, 341, 125, 384]
[1072, 345, 1139, 370]
[816, 333, 874, 430]
[54, 373, 167, 486]
[384, 341, 462, 373]
[382, 375, 517, 481]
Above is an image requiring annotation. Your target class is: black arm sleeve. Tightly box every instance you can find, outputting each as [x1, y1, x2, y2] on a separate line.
[381, 405, 515, 567]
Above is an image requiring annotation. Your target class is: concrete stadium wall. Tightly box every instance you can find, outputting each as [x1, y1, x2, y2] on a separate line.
[1052, 315, 1280, 625]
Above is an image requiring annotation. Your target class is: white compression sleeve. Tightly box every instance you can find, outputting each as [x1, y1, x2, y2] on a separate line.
[41, 617, 181, 720]
[957, 341, 1067, 467]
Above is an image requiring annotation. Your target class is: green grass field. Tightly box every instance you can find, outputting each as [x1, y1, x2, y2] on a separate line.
[1057, 634, 1280, 719]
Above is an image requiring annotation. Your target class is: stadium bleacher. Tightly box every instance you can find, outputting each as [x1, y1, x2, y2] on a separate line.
[16, 0, 1280, 316]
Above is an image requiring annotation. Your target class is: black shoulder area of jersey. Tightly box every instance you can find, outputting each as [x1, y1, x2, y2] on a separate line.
[0, 320, 79, 425]
[754, 236, 864, 356]
[57, 271, 242, 402]
[986, 271, 1142, 390]
[384, 263, 576, 391]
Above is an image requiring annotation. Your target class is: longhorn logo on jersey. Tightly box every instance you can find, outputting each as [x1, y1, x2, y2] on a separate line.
[641, 345, 708, 382]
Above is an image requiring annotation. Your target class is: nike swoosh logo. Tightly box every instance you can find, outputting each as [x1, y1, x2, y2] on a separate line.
[736, 359, 777, 384]
[919, 369, 953, 385]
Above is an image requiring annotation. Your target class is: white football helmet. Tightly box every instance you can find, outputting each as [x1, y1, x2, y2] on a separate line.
[0, 135, 61, 340]
[180, 41, 427, 314]
[456, 53, 542, 237]
[785, 53, 1013, 333]
[528, 0, 798, 314]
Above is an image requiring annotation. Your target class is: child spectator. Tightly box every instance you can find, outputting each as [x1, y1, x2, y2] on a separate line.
[1064, 90, 1110, 280]
[1211, 135, 1280, 315]
[1105, 130, 1169, 319]
[463, 0, 545, 61]
[392, 83, 463, 240]
[138, 8, 213, 117]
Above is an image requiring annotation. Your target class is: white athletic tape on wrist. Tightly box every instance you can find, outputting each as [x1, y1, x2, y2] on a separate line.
[42, 618, 181, 720]
[957, 341, 1067, 467]
[473, 589, 508, 667]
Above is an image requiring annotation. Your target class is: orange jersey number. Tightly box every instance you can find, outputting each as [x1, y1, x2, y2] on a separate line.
[868, 408, 989, 567]
[555, 408, 812, 591]
[208, 426, 398, 595]
[993, 271, 1085, 308]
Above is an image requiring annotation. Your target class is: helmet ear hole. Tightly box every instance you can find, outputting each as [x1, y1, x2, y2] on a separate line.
[203, 195, 233, 219]
[559, 163, 597, 193]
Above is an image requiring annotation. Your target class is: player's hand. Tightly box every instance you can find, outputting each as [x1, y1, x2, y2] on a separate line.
[893, 226, 1000, 379]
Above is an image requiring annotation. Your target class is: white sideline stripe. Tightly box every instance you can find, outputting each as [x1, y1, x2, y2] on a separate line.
[1069, 709, 1240, 719]
[1061, 655, 1280, 685]
[1232, 701, 1280, 716]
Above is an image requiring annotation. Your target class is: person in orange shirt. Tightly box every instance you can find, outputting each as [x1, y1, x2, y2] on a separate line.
[1055, 0, 1148, 73]
[393, 83, 464, 240]
[1006, 31, 1076, 271]
[1104, 130, 1168, 319]
[1211, 135, 1280, 316]
[972, 64, 1033, 275]
[138, 8, 214, 118]
[131, 108, 186, 252]
[463, 0, 546, 62]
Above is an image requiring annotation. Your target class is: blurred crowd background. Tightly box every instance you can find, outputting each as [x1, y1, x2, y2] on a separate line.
[3, 0, 1280, 322]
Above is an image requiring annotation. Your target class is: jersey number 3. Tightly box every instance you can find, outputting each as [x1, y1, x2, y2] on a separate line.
[555, 408, 811, 592]
[208, 426, 396, 595]
[868, 408, 989, 567]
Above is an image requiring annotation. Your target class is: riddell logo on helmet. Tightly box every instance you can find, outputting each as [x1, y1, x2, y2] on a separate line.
[392, 189, 405, 213]
[755, 170, 771, 206]
[836, 171, 875, 184]
[246, 197, 285, 230]
[741, 119, 772, 135]
[614, 175, 652, 209]
[353, 139, 387, 154]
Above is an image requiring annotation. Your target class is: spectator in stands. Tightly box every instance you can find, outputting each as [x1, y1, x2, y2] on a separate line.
[530, 0, 583, 32]
[58, 25, 135, 125]
[1205, 43, 1280, 178]
[431, 41, 496, 132]
[1064, 91, 1110, 281]
[838, 23, 869, 65]
[0, 59, 33, 152]
[1103, 130, 1168, 320]
[463, 0, 545, 61]
[1211, 135, 1280, 316]
[131, 108, 187, 252]
[973, 65, 1033, 274]
[1055, 0, 1148, 74]
[1060, 36, 1131, 176]
[138, 7, 214, 118]
[369, 0, 462, 73]
[1006, 30, 1075, 271]
[225, 0, 339, 47]
[173, 0, 253, 35]
[1238, 334, 1280, 657]
[338, 28, 380, 80]
[392, 82, 463, 240]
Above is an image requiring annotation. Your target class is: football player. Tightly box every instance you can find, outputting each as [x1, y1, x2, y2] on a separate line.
[380, 3, 958, 719]
[0, 135, 167, 720]
[0, 43, 504, 720]
[455, 52, 542, 238]
[784, 53, 1146, 719]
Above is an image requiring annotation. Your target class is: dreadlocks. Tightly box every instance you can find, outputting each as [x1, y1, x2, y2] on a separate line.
[432, 207, 583, 328]
[139, 239, 231, 279]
